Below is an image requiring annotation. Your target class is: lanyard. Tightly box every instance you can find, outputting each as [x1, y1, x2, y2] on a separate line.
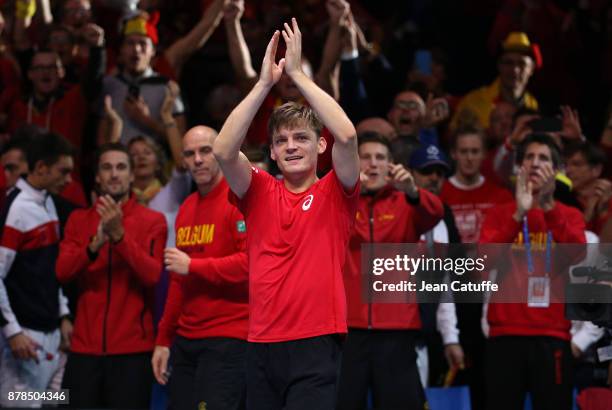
[522, 216, 551, 275]
[27, 97, 54, 131]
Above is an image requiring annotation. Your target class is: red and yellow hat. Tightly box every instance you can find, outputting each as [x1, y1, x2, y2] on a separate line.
[502, 32, 543, 69]
[123, 11, 159, 45]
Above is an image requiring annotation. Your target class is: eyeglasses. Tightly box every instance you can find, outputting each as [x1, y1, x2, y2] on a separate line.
[394, 100, 423, 111]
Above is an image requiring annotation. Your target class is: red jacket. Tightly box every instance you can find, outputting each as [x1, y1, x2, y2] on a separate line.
[156, 179, 249, 347]
[7, 86, 88, 150]
[480, 201, 586, 340]
[344, 186, 444, 329]
[56, 197, 167, 355]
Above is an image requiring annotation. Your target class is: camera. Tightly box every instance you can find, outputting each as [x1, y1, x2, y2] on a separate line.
[565, 267, 612, 328]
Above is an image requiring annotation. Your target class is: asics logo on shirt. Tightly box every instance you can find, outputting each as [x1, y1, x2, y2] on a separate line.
[302, 194, 314, 211]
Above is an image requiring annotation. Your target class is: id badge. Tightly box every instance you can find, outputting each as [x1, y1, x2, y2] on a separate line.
[528, 276, 550, 308]
[597, 345, 612, 362]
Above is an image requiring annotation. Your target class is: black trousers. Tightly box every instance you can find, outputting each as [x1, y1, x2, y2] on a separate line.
[336, 329, 426, 410]
[247, 335, 341, 410]
[61, 351, 153, 409]
[168, 336, 247, 410]
[485, 336, 573, 410]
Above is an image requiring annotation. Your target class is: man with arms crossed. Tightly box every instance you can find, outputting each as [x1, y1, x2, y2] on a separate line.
[213, 18, 359, 410]
[152, 126, 249, 410]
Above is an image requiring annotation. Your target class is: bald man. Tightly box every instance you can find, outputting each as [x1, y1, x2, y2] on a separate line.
[387, 91, 441, 166]
[152, 126, 249, 410]
[356, 117, 397, 141]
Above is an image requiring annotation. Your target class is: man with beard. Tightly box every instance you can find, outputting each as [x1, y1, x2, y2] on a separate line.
[152, 126, 249, 410]
[56, 143, 167, 408]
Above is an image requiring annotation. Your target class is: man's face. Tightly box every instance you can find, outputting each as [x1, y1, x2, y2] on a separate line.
[452, 134, 484, 180]
[182, 130, 221, 188]
[39, 155, 74, 194]
[488, 102, 516, 145]
[62, 0, 91, 29]
[1, 149, 28, 189]
[359, 142, 391, 192]
[120, 34, 155, 76]
[95, 150, 133, 201]
[270, 124, 325, 179]
[28, 52, 64, 96]
[498, 52, 534, 97]
[521, 142, 555, 192]
[387, 91, 425, 136]
[413, 165, 446, 195]
[566, 151, 600, 191]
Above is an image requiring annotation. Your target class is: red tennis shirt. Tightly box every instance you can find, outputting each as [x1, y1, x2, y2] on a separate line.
[236, 168, 359, 342]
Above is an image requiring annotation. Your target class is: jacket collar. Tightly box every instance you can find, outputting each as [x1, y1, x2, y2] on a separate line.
[361, 184, 395, 201]
[16, 178, 48, 205]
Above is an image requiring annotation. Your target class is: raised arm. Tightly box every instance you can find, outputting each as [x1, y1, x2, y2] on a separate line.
[213, 31, 285, 198]
[223, 0, 258, 94]
[282, 18, 359, 189]
[163, 0, 224, 78]
[314, 0, 349, 100]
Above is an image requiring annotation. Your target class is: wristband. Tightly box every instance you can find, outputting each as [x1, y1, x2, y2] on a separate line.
[340, 49, 359, 61]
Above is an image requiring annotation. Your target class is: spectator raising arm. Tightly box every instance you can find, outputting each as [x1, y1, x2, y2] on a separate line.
[97, 95, 123, 146]
[162, 0, 225, 78]
[223, 0, 258, 94]
[160, 81, 184, 167]
[314, 0, 349, 100]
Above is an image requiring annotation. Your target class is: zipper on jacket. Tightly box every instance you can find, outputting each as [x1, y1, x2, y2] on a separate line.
[368, 199, 375, 330]
[140, 298, 146, 339]
[102, 244, 112, 353]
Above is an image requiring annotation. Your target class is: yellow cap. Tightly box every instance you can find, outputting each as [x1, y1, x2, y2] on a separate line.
[124, 18, 148, 37]
[503, 32, 532, 52]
